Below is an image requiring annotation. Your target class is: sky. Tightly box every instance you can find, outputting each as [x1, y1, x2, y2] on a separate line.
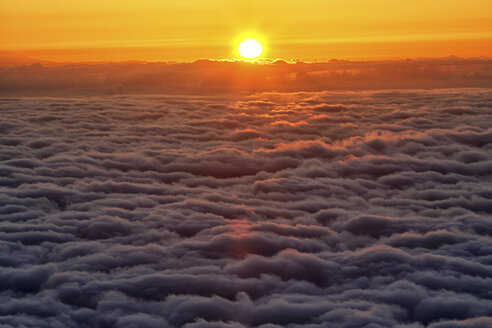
[1, 0, 492, 62]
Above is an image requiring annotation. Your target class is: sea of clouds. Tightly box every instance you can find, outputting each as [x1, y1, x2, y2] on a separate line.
[1, 89, 492, 327]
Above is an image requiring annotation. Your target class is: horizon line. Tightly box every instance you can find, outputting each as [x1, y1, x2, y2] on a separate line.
[1, 49, 491, 66]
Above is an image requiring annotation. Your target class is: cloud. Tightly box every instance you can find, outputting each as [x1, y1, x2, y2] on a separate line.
[1, 58, 492, 96]
[0, 88, 491, 327]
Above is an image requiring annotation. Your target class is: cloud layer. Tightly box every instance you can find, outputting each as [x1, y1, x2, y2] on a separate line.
[1, 57, 492, 96]
[1, 89, 492, 327]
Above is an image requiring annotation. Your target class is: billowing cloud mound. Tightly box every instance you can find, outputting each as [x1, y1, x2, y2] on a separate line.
[0, 89, 492, 327]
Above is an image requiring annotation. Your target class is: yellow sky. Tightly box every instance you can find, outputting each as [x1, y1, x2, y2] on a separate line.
[1, 0, 491, 62]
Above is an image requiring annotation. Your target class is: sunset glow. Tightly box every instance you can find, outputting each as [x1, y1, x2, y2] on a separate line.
[1, 2, 492, 328]
[1, 0, 491, 62]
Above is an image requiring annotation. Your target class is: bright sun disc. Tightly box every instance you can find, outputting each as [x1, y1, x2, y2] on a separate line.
[238, 39, 262, 59]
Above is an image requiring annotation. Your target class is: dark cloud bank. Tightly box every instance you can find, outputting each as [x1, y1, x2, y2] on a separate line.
[1, 57, 492, 96]
[1, 84, 492, 327]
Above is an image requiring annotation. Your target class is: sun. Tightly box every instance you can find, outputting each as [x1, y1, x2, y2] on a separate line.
[238, 39, 263, 59]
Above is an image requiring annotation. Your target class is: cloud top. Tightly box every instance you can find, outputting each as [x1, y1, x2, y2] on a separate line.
[0, 88, 491, 327]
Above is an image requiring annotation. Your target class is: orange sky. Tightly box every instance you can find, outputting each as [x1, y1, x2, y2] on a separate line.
[1, 0, 491, 62]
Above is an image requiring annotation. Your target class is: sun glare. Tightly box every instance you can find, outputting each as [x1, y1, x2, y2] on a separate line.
[238, 39, 263, 59]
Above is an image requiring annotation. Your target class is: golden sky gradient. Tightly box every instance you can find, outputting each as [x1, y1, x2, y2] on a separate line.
[1, 0, 491, 62]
